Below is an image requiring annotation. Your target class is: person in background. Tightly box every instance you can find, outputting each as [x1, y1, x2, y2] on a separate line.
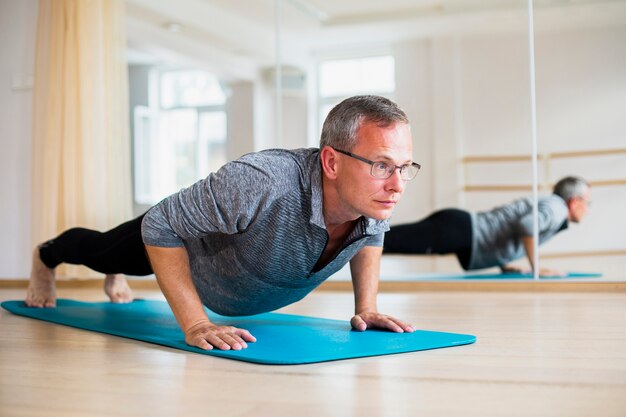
[383, 177, 591, 276]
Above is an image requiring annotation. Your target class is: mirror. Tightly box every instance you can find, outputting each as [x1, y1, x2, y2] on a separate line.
[125, 0, 626, 281]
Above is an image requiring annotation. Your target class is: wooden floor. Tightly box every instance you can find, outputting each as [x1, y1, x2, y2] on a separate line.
[1, 286, 626, 417]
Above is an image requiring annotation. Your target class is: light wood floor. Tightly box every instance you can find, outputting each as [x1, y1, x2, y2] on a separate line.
[1, 286, 625, 417]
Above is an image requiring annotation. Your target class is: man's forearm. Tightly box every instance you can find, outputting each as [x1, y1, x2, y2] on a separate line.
[349, 246, 381, 313]
[521, 236, 536, 270]
[349, 245, 414, 333]
[144, 245, 212, 332]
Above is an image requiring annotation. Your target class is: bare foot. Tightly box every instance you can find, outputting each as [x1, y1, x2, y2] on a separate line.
[104, 274, 134, 303]
[25, 246, 57, 308]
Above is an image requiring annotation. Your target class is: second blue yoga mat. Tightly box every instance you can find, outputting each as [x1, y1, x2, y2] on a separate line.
[449, 272, 602, 280]
[1, 299, 476, 365]
[361, 271, 603, 281]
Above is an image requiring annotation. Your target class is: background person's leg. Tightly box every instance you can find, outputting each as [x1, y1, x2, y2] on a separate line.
[383, 209, 473, 269]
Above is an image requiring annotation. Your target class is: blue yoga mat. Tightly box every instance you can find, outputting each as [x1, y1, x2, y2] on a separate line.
[369, 272, 603, 281]
[1, 299, 476, 365]
[448, 272, 602, 280]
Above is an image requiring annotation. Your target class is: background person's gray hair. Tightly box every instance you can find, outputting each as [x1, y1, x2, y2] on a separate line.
[553, 176, 589, 200]
[319, 95, 409, 150]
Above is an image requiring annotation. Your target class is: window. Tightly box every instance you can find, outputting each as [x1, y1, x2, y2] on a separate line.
[133, 70, 228, 207]
[317, 55, 396, 135]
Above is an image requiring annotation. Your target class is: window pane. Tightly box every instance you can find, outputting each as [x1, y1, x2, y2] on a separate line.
[199, 112, 227, 143]
[161, 70, 226, 108]
[198, 111, 227, 175]
[160, 109, 198, 195]
[318, 103, 335, 133]
[133, 106, 156, 205]
[133, 68, 229, 207]
[362, 56, 395, 92]
[319, 56, 395, 97]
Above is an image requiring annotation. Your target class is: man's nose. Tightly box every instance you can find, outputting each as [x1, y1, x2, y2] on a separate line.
[385, 168, 406, 193]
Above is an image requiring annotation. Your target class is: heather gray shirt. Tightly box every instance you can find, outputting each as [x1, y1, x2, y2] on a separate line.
[468, 194, 569, 270]
[142, 148, 388, 316]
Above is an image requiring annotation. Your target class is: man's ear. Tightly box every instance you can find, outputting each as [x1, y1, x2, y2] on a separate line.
[566, 198, 578, 218]
[320, 146, 339, 180]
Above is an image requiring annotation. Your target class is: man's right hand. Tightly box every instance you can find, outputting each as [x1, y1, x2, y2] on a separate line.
[501, 264, 531, 274]
[184, 319, 256, 350]
[144, 244, 257, 351]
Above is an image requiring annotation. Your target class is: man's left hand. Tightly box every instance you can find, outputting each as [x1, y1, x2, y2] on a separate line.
[350, 311, 415, 333]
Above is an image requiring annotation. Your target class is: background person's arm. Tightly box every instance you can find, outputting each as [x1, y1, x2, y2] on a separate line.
[145, 245, 256, 350]
[521, 236, 566, 277]
[511, 197, 569, 277]
[349, 246, 414, 333]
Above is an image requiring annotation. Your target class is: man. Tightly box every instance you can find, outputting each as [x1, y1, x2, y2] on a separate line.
[26, 95, 420, 350]
[384, 177, 590, 276]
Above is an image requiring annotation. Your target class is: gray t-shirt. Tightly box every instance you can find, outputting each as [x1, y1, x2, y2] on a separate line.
[468, 194, 569, 270]
[142, 148, 388, 316]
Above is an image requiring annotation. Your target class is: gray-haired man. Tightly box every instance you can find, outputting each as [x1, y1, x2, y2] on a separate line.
[26, 95, 421, 350]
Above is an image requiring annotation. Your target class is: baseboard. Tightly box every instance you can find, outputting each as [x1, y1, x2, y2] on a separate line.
[317, 280, 626, 292]
[2, 278, 625, 292]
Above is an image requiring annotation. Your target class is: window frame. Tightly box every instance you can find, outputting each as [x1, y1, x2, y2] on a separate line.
[131, 67, 229, 213]
[311, 50, 397, 147]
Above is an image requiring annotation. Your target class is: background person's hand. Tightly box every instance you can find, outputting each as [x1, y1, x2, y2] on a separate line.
[538, 268, 567, 277]
[350, 311, 415, 333]
[184, 320, 256, 350]
[501, 264, 532, 274]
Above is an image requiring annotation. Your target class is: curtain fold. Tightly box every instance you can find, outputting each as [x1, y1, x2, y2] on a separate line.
[32, 0, 132, 278]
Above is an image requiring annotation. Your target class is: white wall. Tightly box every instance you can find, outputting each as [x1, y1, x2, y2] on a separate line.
[0, 0, 38, 278]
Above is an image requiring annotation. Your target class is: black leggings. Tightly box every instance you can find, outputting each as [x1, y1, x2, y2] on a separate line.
[383, 208, 473, 270]
[39, 215, 153, 276]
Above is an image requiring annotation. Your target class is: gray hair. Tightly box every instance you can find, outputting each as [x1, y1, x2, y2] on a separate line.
[319, 95, 409, 150]
[553, 176, 589, 201]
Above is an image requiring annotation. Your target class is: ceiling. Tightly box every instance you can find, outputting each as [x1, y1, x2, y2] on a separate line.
[125, 0, 626, 80]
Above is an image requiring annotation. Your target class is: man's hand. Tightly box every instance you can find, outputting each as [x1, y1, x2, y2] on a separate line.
[348, 247, 414, 334]
[501, 264, 567, 277]
[538, 268, 567, 277]
[501, 264, 531, 274]
[350, 311, 415, 333]
[145, 245, 257, 351]
[185, 319, 256, 350]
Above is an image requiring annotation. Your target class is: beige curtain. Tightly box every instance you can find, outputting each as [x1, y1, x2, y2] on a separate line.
[32, 0, 132, 278]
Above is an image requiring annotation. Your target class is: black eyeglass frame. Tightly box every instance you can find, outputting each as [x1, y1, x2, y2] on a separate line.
[332, 148, 421, 180]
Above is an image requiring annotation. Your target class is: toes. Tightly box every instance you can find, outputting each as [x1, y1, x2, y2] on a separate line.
[25, 297, 54, 308]
[110, 292, 133, 304]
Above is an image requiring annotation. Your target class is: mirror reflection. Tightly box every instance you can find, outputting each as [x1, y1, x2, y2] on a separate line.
[124, 0, 625, 280]
[5, 1, 623, 282]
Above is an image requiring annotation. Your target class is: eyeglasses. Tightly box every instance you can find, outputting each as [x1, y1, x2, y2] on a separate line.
[575, 196, 592, 207]
[333, 148, 421, 181]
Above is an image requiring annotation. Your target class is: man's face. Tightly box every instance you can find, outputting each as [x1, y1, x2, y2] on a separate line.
[569, 188, 591, 223]
[334, 121, 414, 221]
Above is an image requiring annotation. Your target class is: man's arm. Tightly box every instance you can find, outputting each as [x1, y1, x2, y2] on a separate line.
[500, 237, 534, 274]
[349, 246, 414, 333]
[502, 236, 567, 277]
[145, 245, 256, 350]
